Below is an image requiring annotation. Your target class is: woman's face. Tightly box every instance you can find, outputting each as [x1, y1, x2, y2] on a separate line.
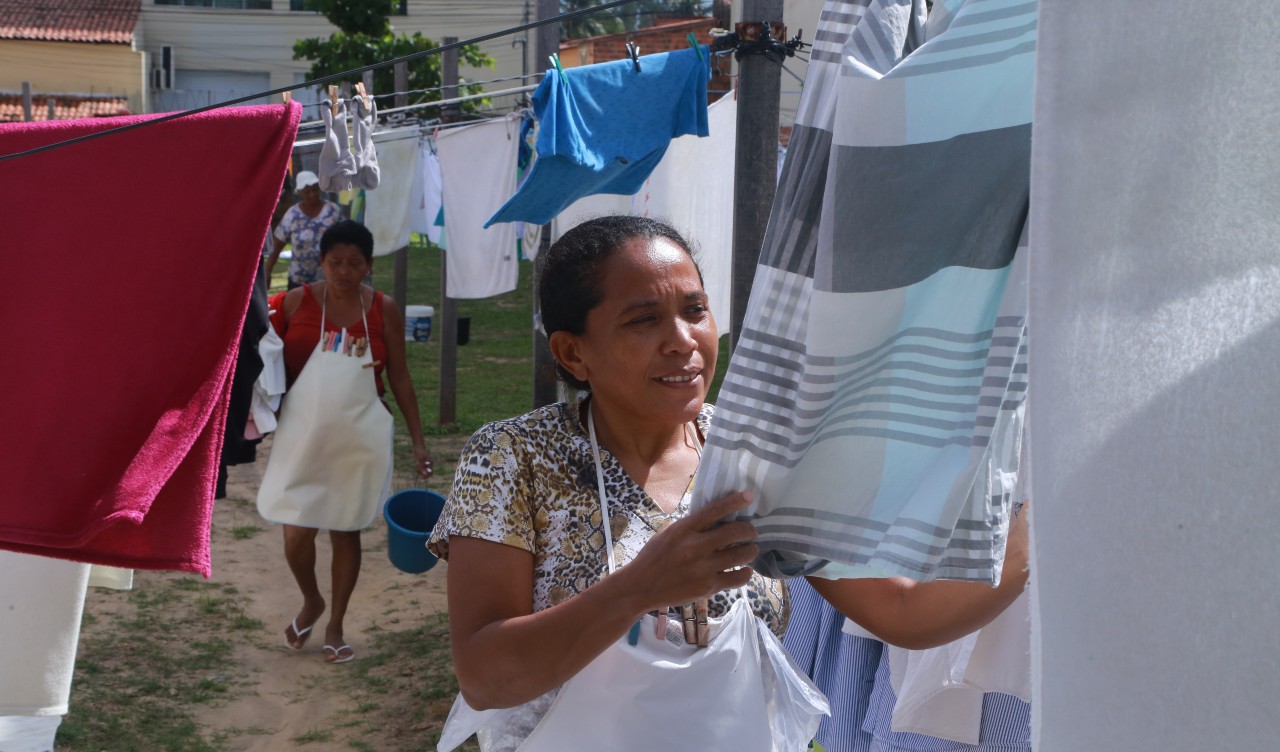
[320, 243, 370, 294]
[557, 236, 718, 428]
[298, 184, 323, 206]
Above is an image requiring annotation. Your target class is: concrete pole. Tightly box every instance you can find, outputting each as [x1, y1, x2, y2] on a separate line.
[21, 82, 32, 121]
[438, 39, 460, 426]
[531, 0, 561, 408]
[730, 2, 784, 353]
[392, 62, 410, 311]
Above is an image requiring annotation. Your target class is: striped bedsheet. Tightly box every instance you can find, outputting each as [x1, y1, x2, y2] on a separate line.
[692, 0, 1034, 583]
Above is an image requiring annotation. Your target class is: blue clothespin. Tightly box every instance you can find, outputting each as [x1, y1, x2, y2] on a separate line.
[686, 33, 704, 62]
[627, 619, 642, 646]
[547, 53, 567, 84]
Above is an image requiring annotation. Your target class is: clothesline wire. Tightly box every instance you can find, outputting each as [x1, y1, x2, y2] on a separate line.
[296, 84, 537, 129]
[0, 0, 644, 164]
[298, 71, 545, 109]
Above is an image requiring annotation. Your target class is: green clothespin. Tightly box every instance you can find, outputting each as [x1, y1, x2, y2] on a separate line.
[548, 53, 567, 84]
[686, 32, 704, 62]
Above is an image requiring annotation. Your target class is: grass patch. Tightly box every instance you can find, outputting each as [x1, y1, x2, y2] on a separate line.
[230, 524, 264, 540]
[57, 577, 256, 751]
[292, 728, 335, 744]
[333, 611, 479, 751]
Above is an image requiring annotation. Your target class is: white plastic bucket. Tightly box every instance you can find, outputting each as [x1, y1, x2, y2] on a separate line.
[404, 305, 434, 342]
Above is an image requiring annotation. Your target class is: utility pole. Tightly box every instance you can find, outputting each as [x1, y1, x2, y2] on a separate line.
[392, 62, 409, 310]
[438, 38, 460, 426]
[531, 0, 561, 408]
[730, 1, 783, 353]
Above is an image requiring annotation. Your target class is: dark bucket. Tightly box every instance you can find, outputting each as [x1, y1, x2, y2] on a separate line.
[384, 489, 446, 574]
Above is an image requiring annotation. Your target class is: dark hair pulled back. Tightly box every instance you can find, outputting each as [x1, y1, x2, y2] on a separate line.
[536, 215, 701, 391]
[320, 219, 375, 262]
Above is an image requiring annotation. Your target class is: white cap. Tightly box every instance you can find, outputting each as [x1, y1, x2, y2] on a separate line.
[295, 170, 320, 190]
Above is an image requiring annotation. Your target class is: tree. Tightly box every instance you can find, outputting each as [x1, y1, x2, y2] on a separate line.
[294, 0, 493, 110]
[559, 1, 713, 39]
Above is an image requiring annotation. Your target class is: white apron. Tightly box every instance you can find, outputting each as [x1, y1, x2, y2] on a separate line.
[257, 289, 393, 531]
[437, 406, 828, 752]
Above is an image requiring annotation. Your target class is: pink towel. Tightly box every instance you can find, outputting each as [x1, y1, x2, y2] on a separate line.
[0, 103, 301, 576]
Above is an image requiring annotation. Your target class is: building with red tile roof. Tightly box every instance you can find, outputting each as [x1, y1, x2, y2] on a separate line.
[0, 0, 140, 44]
[0, 0, 144, 118]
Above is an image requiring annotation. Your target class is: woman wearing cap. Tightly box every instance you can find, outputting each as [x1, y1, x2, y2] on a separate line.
[428, 216, 1028, 750]
[266, 170, 342, 289]
[259, 219, 434, 664]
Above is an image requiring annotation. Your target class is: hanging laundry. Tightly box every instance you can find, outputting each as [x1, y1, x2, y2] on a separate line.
[869, 431, 1032, 744]
[436, 117, 521, 299]
[410, 139, 445, 246]
[363, 132, 420, 256]
[0, 103, 299, 575]
[319, 99, 357, 192]
[485, 46, 710, 227]
[1029, 2, 1280, 749]
[217, 261, 271, 499]
[352, 94, 380, 189]
[631, 94, 736, 335]
[691, 0, 1032, 583]
[0, 550, 91, 717]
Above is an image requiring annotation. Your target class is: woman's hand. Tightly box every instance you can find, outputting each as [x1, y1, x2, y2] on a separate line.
[616, 491, 759, 614]
[413, 444, 434, 479]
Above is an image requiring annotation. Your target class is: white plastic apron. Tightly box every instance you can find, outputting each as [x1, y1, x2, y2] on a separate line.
[257, 289, 393, 531]
[437, 405, 828, 752]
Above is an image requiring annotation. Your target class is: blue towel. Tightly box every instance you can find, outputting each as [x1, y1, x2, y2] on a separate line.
[485, 46, 710, 227]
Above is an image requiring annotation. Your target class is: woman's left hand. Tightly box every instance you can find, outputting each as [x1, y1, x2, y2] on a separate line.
[413, 445, 434, 479]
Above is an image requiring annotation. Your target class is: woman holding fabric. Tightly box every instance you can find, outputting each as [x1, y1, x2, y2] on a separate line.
[258, 220, 433, 665]
[265, 170, 342, 289]
[428, 216, 1029, 750]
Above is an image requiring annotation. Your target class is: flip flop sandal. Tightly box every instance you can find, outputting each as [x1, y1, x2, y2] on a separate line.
[284, 618, 315, 651]
[323, 644, 355, 664]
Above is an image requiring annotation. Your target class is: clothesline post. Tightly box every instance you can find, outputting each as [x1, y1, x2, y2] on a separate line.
[729, 1, 784, 353]
[392, 63, 410, 311]
[531, 0, 561, 409]
[438, 39, 460, 426]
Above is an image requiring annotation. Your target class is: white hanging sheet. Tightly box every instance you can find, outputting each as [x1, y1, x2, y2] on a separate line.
[436, 117, 521, 299]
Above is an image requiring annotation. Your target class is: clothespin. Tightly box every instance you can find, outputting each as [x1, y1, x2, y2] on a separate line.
[547, 53, 567, 84]
[282, 91, 292, 106]
[686, 32, 704, 62]
[625, 42, 641, 73]
[354, 81, 371, 109]
[327, 85, 339, 117]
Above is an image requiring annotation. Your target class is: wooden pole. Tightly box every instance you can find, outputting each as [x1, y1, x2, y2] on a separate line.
[531, 0, 561, 408]
[438, 39, 460, 426]
[392, 62, 410, 310]
[730, 2, 784, 354]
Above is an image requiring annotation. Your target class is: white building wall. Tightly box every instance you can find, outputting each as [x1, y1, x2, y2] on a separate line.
[137, 0, 530, 113]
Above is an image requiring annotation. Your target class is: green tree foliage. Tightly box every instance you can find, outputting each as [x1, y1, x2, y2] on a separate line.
[294, 0, 493, 108]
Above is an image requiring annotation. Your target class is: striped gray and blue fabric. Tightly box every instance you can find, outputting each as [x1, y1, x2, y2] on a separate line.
[692, 0, 1033, 583]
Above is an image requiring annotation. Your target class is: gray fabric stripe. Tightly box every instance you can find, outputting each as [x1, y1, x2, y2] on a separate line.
[949, 0, 1037, 29]
[805, 360, 988, 385]
[924, 17, 1038, 55]
[895, 39, 1037, 77]
[810, 326, 999, 365]
[760, 124, 833, 274]
[810, 49, 847, 65]
[755, 539, 995, 580]
[707, 424, 978, 463]
[827, 125, 1030, 292]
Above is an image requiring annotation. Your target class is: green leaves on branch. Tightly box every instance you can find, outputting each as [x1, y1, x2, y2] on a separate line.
[293, 0, 493, 110]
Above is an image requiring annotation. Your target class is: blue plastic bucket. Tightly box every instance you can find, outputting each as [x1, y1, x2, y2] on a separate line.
[384, 489, 446, 574]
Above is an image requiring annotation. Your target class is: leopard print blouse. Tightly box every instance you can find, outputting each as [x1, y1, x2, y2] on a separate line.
[428, 399, 788, 637]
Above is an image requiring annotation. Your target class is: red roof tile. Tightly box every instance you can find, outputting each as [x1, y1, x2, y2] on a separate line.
[0, 92, 130, 121]
[0, 0, 139, 44]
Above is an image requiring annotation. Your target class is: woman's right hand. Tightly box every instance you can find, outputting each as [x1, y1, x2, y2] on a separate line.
[619, 492, 759, 614]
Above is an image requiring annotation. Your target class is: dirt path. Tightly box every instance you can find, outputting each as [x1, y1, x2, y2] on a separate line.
[189, 449, 453, 751]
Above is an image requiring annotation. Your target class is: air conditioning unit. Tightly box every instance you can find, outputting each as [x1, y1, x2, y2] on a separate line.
[152, 45, 175, 89]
